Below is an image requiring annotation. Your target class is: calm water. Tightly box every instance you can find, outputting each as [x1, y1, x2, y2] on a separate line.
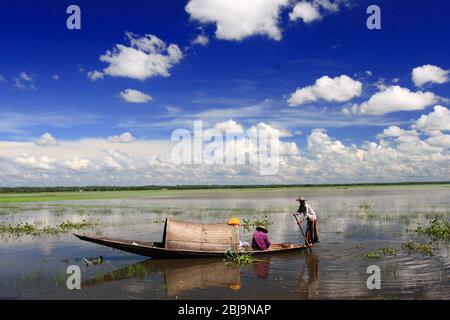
[0, 186, 449, 299]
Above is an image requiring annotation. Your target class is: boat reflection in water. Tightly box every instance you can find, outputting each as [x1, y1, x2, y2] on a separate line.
[82, 258, 241, 296]
[163, 259, 241, 296]
[81, 252, 321, 298]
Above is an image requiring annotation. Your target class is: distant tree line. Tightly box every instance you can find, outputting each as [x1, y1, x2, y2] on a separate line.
[0, 181, 448, 193]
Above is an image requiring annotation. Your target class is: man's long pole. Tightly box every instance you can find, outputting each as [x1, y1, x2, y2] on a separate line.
[293, 214, 313, 252]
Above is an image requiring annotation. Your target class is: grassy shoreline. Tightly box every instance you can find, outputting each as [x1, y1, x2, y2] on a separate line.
[0, 183, 448, 203]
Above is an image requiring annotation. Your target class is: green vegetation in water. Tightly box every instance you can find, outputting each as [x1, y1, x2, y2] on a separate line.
[0, 222, 39, 235]
[93, 268, 109, 283]
[416, 219, 450, 240]
[415, 210, 450, 220]
[58, 220, 93, 231]
[380, 247, 397, 255]
[226, 250, 257, 265]
[82, 256, 105, 266]
[242, 216, 272, 231]
[366, 247, 397, 258]
[366, 251, 382, 258]
[0, 219, 95, 236]
[90, 264, 146, 284]
[11, 269, 69, 289]
[88, 263, 151, 285]
[148, 218, 166, 224]
[124, 263, 151, 279]
[0, 209, 15, 215]
[357, 203, 372, 209]
[231, 208, 278, 216]
[401, 240, 433, 256]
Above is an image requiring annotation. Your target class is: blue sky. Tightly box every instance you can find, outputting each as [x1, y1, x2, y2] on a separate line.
[0, 0, 449, 186]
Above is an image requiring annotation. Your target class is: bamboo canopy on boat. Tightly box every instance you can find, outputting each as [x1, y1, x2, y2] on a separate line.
[163, 218, 239, 252]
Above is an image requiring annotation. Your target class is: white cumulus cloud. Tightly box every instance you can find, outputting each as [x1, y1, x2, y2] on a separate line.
[185, 0, 290, 41]
[307, 128, 347, 154]
[63, 157, 90, 171]
[376, 126, 417, 139]
[89, 32, 183, 81]
[349, 86, 438, 115]
[120, 89, 152, 103]
[413, 105, 450, 132]
[289, 1, 321, 23]
[14, 154, 54, 170]
[213, 119, 244, 134]
[412, 64, 449, 87]
[87, 70, 104, 81]
[19, 71, 33, 81]
[425, 132, 450, 148]
[248, 122, 292, 138]
[34, 133, 59, 146]
[288, 75, 362, 106]
[107, 132, 136, 143]
[7, 94, 448, 186]
[14, 71, 36, 90]
[191, 34, 209, 46]
[289, 0, 342, 23]
[0, 115, 449, 186]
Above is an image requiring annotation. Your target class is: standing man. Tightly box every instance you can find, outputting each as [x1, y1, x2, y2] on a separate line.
[293, 196, 319, 244]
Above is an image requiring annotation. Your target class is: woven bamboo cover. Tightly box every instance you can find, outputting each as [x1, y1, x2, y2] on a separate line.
[164, 218, 239, 251]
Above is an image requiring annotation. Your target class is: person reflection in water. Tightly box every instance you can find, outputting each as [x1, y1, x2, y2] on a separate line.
[254, 261, 270, 279]
[297, 253, 320, 299]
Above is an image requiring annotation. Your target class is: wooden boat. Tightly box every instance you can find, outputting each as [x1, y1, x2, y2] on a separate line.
[74, 218, 311, 259]
[74, 233, 309, 258]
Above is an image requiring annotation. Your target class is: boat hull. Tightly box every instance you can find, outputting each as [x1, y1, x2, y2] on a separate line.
[74, 234, 310, 259]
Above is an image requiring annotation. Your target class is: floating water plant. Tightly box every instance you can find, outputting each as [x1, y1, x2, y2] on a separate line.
[82, 256, 105, 266]
[225, 249, 256, 265]
[58, 220, 93, 230]
[241, 216, 272, 231]
[366, 251, 382, 258]
[149, 218, 166, 224]
[358, 203, 372, 209]
[366, 247, 397, 258]
[380, 247, 396, 255]
[401, 240, 433, 256]
[416, 219, 450, 240]
[0, 219, 95, 237]
[0, 222, 39, 235]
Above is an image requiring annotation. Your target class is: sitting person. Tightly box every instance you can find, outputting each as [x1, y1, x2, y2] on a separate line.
[252, 225, 270, 250]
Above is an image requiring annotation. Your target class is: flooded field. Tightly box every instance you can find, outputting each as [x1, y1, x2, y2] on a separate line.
[0, 185, 449, 300]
